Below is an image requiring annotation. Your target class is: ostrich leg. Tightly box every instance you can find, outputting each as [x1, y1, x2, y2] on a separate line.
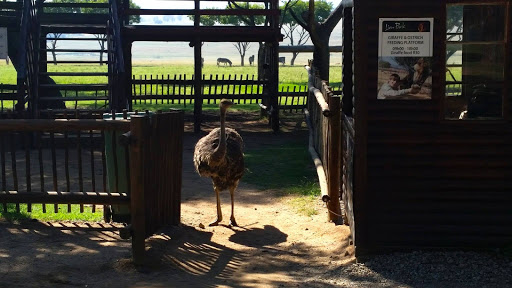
[229, 185, 238, 227]
[209, 187, 222, 226]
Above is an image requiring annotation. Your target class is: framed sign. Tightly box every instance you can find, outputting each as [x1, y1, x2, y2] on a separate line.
[377, 18, 433, 100]
[0, 27, 7, 60]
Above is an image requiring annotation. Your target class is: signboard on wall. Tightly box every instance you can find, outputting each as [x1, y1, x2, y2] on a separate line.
[0, 27, 7, 60]
[377, 18, 433, 100]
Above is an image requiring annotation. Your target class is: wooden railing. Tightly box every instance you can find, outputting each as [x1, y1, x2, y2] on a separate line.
[304, 64, 342, 223]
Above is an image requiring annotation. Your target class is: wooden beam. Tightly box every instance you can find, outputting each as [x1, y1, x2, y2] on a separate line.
[279, 45, 343, 53]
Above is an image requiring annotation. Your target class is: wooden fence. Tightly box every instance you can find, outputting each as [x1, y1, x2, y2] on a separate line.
[131, 74, 341, 112]
[2, 74, 343, 116]
[304, 65, 342, 224]
[0, 84, 21, 113]
[0, 111, 184, 264]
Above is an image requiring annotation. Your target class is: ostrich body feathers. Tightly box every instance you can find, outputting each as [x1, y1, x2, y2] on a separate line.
[193, 127, 244, 191]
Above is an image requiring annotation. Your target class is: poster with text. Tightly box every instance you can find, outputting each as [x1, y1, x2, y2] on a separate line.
[377, 18, 433, 100]
[0, 27, 7, 60]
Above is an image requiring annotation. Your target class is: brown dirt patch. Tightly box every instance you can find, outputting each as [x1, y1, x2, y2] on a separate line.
[0, 111, 353, 287]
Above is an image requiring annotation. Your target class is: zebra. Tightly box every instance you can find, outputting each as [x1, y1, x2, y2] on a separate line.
[217, 58, 232, 67]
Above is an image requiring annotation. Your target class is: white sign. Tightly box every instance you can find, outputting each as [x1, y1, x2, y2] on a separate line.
[0, 27, 7, 60]
[377, 18, 434, 100]
[379, 18, 433, 57]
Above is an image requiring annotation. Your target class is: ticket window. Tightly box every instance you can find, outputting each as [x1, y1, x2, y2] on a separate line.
[445, 3, 506, 120]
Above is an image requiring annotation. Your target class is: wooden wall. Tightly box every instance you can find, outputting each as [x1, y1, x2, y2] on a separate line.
[353, 0, 512, 254]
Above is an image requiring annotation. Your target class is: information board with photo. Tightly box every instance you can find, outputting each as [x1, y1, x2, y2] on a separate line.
[377, 18, 433, 100]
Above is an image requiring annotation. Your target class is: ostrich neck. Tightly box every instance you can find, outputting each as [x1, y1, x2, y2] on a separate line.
[212, 108, 227, 162]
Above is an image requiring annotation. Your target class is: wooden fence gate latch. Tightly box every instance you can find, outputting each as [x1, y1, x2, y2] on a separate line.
[119, 131, 133, 146]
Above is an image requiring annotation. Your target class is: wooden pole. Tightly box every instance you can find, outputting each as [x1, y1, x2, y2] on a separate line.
[128, 115, 148, 265]
[327, 96, 342, 224]
[193, 38, 202, 133]
[193, 0, 202, 133]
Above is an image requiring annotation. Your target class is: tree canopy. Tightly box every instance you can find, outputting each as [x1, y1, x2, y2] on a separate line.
[48, 0, 141, 24]
[280, 0, 333, 65]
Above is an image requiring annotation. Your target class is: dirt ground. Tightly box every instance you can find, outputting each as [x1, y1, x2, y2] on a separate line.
[0, 111, 354, 288]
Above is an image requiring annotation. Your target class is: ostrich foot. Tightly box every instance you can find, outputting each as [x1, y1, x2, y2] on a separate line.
[229, 217, 238, 227]
[209, 218, 221, 226]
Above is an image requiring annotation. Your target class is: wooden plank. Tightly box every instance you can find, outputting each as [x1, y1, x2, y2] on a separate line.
[129, 115, 148, 265]
[327, 96, 342, 223]
[0, 119, 130, 132]
[0, 191, 130, 205]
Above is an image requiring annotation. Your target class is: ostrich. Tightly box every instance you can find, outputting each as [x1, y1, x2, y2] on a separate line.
[193, 99, 244, 226]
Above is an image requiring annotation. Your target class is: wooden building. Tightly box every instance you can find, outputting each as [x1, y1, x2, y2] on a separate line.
[342, 0, 512, 255]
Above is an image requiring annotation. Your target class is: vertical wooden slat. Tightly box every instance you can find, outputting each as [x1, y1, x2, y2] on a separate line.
[208, 74, 213, 104]
[9, 133, 19, 212]
[221, 74, 225, 95]
[129, 114, 148, 265]
[1, 132, 7, 212]
[36, 131, 45, 213]
[172, 74, 177, 104]
[149, 74, 153, 105]
[215, 74, 218, 98]
[144, 74, 147, 105]
[101, 129, 108, 219]
[49, 129, 58, 213]
[138, 75, 142, 105]
[24, 132, 31, 212]
[132, 75, 137, 103]
[64, 112, 71, 212]
[90, 126, 96, 213]
[167, 74, 170, 104]
[77, 127, 83, 213]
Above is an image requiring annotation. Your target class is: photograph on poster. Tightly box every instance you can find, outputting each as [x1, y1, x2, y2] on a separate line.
[377, 56, 432, 100]
[377, 18, 433, 100]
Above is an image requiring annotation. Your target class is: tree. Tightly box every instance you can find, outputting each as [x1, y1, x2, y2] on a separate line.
[233, 42, 251, 66]
[446, 5, 463, 60]
[189, 3, 265, 66]
[280, 0, 332, 66]
[47, 33, 63, 65]
[290, 0, 344, 80]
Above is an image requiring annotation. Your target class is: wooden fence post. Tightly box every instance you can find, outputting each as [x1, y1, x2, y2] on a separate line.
[193, 37, 202, 133]
[327, 95, 342, 224]
[128, 114, 148, 265]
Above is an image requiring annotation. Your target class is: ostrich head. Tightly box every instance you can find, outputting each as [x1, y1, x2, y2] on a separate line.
[220, 99, 234, 110]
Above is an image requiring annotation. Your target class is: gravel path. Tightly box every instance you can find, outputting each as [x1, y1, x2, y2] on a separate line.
[300, 250, 512, 288]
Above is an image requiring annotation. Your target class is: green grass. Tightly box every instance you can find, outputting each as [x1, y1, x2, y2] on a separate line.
[244, 141, 320, 197]
[1, 203, 103, 222]
[0, 62, 342, 87]
[243, 141, 321, 216]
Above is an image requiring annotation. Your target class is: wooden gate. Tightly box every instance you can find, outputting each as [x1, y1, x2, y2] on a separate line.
[0, 111, 184, 264]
